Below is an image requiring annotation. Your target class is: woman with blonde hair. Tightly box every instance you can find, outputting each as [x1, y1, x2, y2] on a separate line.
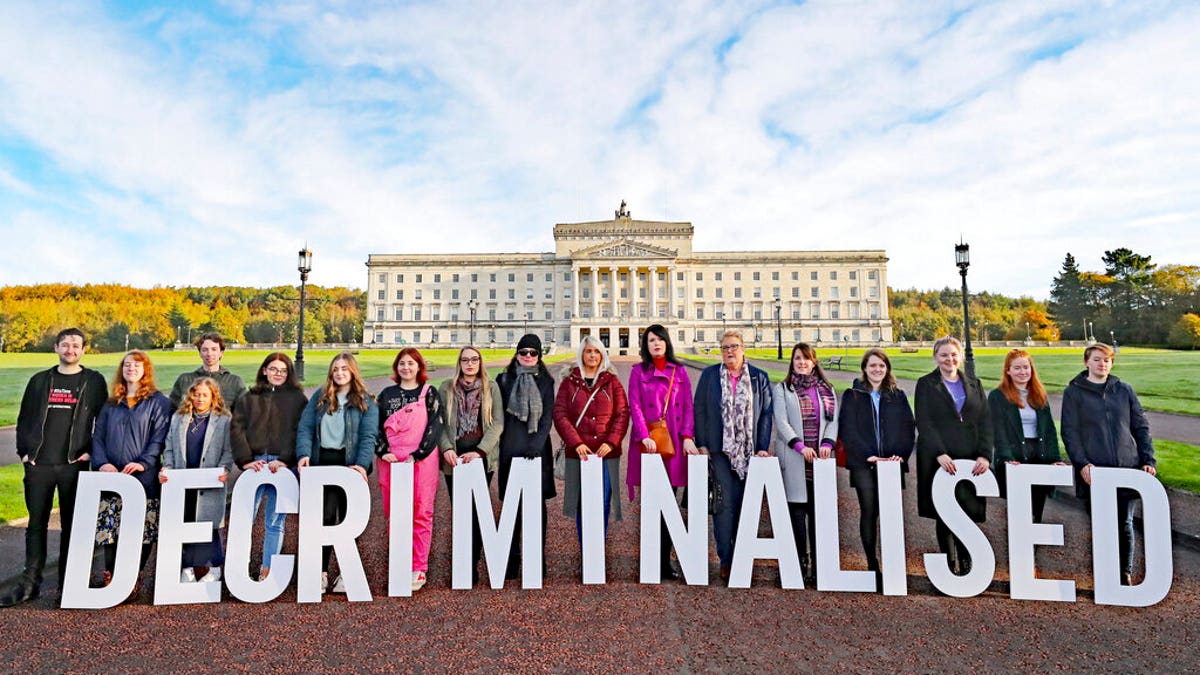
[297, 352, 379, 593]
[92, 350, 173, 598]
[439, 346, 504, 585]
[553, 335, 630, 549]
[160, 377, 234, 583]
[915, 336, 992, 576]
[988, 349, 1063, 525]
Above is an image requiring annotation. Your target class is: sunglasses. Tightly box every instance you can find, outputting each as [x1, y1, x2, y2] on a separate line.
[516, 349, 539, 357]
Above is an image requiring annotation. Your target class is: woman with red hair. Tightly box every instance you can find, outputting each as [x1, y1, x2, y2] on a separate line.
[988, 349, 1064, 524]
[376, 347, 444, 591]
[92, 350, 173, 599]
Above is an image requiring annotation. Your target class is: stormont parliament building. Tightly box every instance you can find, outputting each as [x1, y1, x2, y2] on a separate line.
[363, 203, 892, 353]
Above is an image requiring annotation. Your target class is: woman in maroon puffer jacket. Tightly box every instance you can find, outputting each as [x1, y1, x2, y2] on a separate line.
[553, 335, 630, 545]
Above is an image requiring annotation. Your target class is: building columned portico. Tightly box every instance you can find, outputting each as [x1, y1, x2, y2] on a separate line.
[364, 203, 891, 353]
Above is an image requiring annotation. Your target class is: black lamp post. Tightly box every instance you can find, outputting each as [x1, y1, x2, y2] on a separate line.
[955, 241, 976, 379]
[468, 298, 478, 346]
[774, 297, 783, 360]
[295, 247, 313, 381]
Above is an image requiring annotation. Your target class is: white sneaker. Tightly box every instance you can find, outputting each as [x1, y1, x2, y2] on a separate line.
[180, 567, 196, 583]
[331, 575, 346, 593]
[198, 567, 222, 583]
[321, 571, 329, 592]
[411, 571, 426, 591]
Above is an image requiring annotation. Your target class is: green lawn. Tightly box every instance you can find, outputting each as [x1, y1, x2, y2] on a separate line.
[0, 464, 47, 525]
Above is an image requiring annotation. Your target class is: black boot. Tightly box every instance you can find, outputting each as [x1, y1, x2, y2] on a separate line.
[0, 579, 39, 607]
[801, 555, 816, 586]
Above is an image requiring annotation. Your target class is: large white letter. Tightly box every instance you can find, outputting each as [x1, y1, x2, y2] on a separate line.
[728, 457, 802, 589]
[224, 467, 299, 603]
[388, 461, 415, 597]
[451, 460, 487, 590]
[485, 458, 544, 589]
[876, 460, 908, 596]
[1006, 463, 1075, 602]
[297, 466, 372, 603]
[579, 456, 606, 584]
[639, 454, 709, 585]
[61, 472, 146, 609]
[924, 459, 999, 597]
[1091, 467, 1172, 607]
[814, 458, 875, 592]
[154, 468, 226, 606]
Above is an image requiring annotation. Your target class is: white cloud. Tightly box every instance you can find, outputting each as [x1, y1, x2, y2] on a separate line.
[0, 0, 1196, 298]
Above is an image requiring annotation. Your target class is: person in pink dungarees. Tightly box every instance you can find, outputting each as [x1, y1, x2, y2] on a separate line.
[376, 348, 444, 592]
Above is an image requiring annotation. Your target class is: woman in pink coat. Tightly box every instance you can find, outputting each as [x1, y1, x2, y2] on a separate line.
[625, 324, 697, 580]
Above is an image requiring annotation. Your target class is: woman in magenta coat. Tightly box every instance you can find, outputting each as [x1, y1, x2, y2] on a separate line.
[625, 324, 697, 580]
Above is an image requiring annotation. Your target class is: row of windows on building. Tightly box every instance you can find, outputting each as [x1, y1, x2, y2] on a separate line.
[377, 284, 880, 302]
[373, 300, 882, 322]
[376, 269, 879, 286]
[370, 326, 883, 346]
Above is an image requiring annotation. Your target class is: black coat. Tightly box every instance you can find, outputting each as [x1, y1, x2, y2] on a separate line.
[496, 370, 557, 500]
[1060, 372, 1154, 498]
[915, 369, 993, 522]
[988, 388, 1061, 498]
[838, 379, 915, 473]
[230, 386, 309, 467]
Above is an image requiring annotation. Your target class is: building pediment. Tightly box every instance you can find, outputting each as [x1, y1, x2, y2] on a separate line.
[571, 237, 678, 260]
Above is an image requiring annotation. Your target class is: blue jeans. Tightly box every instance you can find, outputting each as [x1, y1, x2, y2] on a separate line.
[252, 454, 287, 570]
[575, 460, 613, 542]
[709, 451, 748, 568]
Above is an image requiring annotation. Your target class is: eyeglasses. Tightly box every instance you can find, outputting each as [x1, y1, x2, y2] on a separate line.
[266, 367, 289, 375]
[459, 356, 482, 364]
[719, 344, 743, 352]
[516, 349, 539, 357]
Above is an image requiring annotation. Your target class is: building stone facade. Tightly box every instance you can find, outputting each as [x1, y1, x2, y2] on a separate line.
[364, 204, 891, 353]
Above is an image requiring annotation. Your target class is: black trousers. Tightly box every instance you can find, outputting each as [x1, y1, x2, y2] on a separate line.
[849, 467, 881, 570]
[443, 471, 493, 581]
[934, 519, 971, 570]
[318, 449, 350, 572]
[22, 462, 84, 587]
[659, 486, 680, 572]
[788, 477, 817, 569]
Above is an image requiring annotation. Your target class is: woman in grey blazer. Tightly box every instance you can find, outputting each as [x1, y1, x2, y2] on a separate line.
[772, 343, 838, 585]
[159, 377, 235, 583]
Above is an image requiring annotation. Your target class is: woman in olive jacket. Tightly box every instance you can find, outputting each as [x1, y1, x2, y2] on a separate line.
[838, 349, 914, 579]
[915, 337, 992, 575]
[439, 346, 505, 585]
[988, 349, 1063, 524]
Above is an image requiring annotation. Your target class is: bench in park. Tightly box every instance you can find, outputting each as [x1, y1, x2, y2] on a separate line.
[823, 355, 843, 370]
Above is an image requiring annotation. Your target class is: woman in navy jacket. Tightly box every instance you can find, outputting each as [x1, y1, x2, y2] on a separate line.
[1060, 342, 1155, 585]
[694, 330, 773, 582]
[838, 348, 914, 584]
[496, 334, 556, 580]
[296, 352, 379, 593]
[92, 350, 172, 598]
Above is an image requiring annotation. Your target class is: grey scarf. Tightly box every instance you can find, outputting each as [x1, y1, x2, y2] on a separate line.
[506, 365, 542, 434]
[720, 364, 755, 479]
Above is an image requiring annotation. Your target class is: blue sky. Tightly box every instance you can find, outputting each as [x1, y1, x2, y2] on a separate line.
[1, 1, 1197, 297]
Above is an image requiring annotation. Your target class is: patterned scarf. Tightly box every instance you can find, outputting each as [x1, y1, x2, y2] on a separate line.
[506, 365, 542, 434]
[790, 373, 836, 449]
[455, 378, 483, 438]
[719, 364, 755, 479]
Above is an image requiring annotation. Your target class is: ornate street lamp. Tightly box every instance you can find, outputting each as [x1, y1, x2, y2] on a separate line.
[468, 298, 478, 346]
[955, 241, 976, 378]
[774, 296, 783, 360]
[296, 247, 313, 381]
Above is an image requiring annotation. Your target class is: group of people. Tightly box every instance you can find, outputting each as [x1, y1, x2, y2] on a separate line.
[1, 324, 1156, 606]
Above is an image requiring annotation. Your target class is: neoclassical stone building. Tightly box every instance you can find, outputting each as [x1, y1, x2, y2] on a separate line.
[363, 203, 891, 353]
